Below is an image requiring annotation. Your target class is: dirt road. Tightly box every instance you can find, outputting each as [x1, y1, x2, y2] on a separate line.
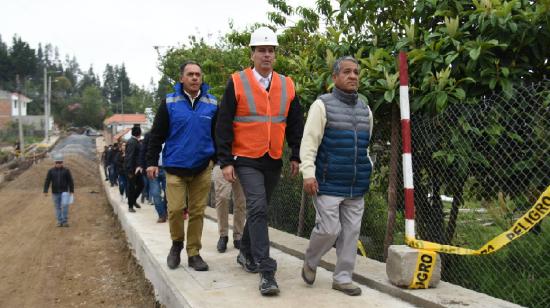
[0, 135, 158, 307]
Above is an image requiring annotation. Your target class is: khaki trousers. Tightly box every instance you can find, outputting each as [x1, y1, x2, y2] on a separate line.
[213, 165, 246, 240]
[305, 195, 364, 284]
[166, 163, 212, 257]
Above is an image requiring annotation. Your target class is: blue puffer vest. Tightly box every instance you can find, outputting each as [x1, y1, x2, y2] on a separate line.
[163, 83, 217, 169]
[314, 87, 373, 197]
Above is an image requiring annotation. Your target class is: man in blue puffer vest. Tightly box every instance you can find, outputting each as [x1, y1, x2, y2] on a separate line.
[146, 61, 217, 272]
[299, 56, 373, 296]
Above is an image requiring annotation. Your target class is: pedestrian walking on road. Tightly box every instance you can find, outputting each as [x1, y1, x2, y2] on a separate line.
[216, 27, 304, 296]
[213, 163, 246, 252]
[125, 126, 144, 213]
[43, 153, 75, 227]
[299, 56, 373, 296]
[147, 61, 217, 272]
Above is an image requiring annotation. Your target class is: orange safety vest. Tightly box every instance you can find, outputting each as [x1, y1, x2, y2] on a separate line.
[231, 68, 295, 159]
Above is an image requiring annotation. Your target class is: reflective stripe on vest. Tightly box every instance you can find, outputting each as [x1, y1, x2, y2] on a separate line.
[233, 71, 289, 123]
[231, 68, 295, 159]
[167, 94, 217, 106]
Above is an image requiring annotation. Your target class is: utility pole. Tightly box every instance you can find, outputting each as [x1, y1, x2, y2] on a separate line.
[121, 79, 124, 114]
[43, 68, 48, 142]
[16, 75, 25, 158]
[48, 76, 52, 141]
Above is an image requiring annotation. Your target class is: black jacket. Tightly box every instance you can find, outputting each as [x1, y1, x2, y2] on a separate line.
[125, 136, 140, 175]
[215, 76, 304, 170]
[139, 132, 150, 169]
[44, 167, 74, 193]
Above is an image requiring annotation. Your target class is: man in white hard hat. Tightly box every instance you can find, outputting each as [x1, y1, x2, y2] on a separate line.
[216, 26, 304, 296]
[43, 153, 74, 227]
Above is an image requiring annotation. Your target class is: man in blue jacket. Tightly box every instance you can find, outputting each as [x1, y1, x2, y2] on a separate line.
[146, 61, 217, 271]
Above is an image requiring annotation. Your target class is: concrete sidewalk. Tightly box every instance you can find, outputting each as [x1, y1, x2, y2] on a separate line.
[98, 139, 520, 308]
[102, 179, 416, 307]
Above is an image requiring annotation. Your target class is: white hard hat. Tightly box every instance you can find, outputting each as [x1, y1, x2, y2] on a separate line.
[249, 27, 278, 47]
[53, 153, 64, 162]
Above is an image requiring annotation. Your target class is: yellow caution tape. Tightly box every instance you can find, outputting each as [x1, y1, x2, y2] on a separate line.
[357, 240, 367, 258]
[406, 185, 550, 255]
[409, 249, 437, 289]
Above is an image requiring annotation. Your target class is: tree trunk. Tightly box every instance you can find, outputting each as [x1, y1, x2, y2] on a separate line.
[445, 190, 464, 244]
[383, 104, 400, 260]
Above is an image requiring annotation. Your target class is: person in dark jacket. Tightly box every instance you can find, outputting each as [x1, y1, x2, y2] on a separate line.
[108, 143, 119, 187]
[216, 27, 304, 296]
[114, 141, 127, 202]
[43, 153, 75, 227]
[146, 61, 217, 272]
[125, 126, 143, 212]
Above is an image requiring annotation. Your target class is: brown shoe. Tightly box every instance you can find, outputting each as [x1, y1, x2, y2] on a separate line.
[157, 217, 166, 223]
[332, 282, 362, 296]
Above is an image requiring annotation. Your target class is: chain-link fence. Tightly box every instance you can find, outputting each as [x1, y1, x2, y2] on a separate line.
[269, 79, 550, 307]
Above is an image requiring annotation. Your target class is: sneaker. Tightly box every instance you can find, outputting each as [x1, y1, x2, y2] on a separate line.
[188, 255, 209, 271]
[134, 204, 141, 209]
[259, 271, 280, 296]
[63, 223, 69, 227]
[233, 239, 241, 249]
[217, 236, 228, 253]
[332, 282, 362, 296]
[301, 262, 316, 285]
[56, 222, 63, 227]
[156, 217, 167, 223]
[237, 252, 258, 273]
[129, 208, 136, 213]
[167, 241, 183, 269]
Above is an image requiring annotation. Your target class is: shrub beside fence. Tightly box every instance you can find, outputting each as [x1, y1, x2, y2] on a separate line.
[269, 79, 549, 307]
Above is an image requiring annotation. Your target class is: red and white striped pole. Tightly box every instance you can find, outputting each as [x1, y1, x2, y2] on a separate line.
[399, 51, 415, 239]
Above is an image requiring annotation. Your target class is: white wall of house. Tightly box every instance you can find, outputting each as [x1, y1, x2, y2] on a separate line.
[10, 94, 30, 117]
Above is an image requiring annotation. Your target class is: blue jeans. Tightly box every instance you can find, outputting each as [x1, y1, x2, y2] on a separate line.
[141, 174, 150, 201]
[118, 174, 127, 197]
[150, 168, 167, 218]
[52, 193, 69, 224]
[108, 164, 117, 185]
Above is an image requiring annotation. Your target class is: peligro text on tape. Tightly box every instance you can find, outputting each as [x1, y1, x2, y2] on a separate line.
[409, 250, 437, 289]
[406, 186, 550, 255]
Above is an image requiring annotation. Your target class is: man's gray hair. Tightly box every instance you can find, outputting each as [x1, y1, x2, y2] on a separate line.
[179, 60, 202, 76]
[332, 56, 359, 75]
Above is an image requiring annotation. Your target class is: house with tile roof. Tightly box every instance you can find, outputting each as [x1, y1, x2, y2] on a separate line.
[103, 113, 150, 144]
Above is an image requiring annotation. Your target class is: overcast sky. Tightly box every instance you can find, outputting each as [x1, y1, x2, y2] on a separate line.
[0, 0, 316, 89]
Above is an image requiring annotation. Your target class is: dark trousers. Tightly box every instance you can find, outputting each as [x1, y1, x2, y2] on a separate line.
[127, 171, 144, 209]
[236, 165, 281, 273]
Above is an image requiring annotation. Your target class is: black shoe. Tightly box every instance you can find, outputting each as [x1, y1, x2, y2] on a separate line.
[134, 203, 141, 209]
[129, 208, 136, 213]
[237, 252, 258, 273]
[233, 239, 241, 249]
[188, 255, 209, 271]
[259, 271, 280, 296]
[217, 236, 228, 253]
[167, 241, 183, 269]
